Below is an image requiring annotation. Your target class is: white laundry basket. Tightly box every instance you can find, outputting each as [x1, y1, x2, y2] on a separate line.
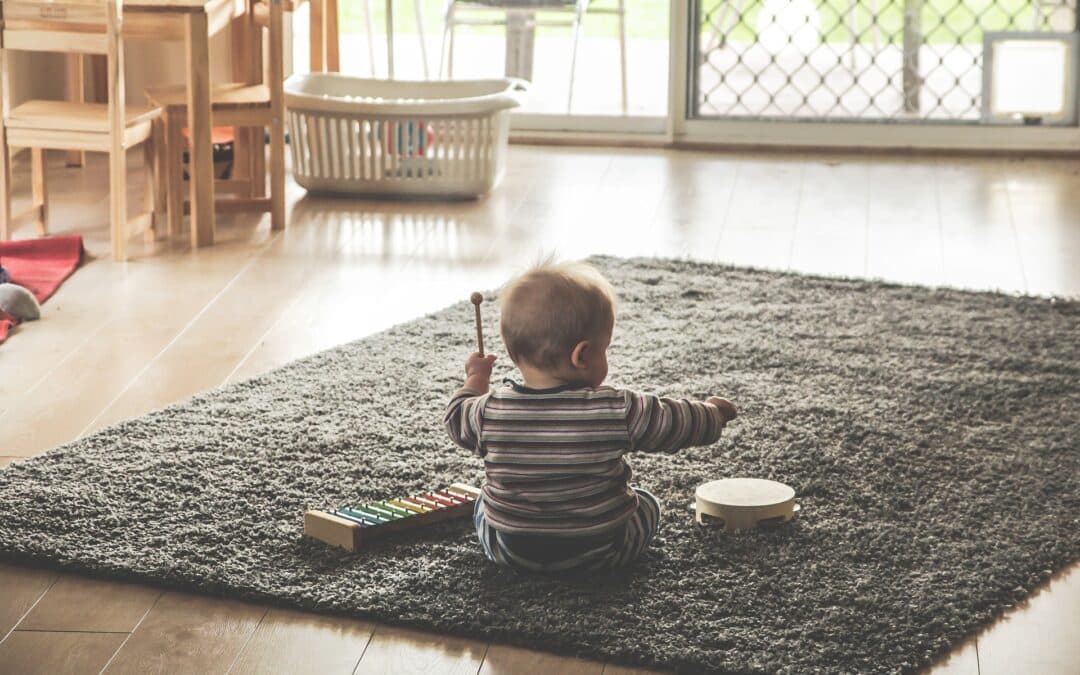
[283, 74, 527, 198]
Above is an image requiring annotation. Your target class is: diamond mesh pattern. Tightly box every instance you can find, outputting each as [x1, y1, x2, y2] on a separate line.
[695, 0, 1078, 120]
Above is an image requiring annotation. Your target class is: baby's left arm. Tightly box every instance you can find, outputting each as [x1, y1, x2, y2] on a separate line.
[624, 390, 734, 453]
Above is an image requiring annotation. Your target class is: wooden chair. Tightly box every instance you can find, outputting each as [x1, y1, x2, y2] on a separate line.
[144, 0, 285, 236]
[0, 0, 162, 261]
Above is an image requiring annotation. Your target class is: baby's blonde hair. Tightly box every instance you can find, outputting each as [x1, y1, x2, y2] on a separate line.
[499, 259, 616, 369]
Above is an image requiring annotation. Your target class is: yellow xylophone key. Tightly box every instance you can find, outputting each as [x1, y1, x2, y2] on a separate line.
[390, 498, 428, 514]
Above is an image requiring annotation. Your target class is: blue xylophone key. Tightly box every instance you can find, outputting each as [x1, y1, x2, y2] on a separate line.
[332, 509, 373, 526]
[340, 507, 385, 525]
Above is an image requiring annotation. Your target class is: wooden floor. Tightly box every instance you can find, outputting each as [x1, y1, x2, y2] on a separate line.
[0, 145, 1078, 674]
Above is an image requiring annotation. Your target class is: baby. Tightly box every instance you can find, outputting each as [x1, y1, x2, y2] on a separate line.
[444, 261, 737, 572]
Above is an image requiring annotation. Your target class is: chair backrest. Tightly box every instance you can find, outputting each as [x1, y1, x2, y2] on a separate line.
[0, 0, 120, 55]
[253, 0, 283, 98]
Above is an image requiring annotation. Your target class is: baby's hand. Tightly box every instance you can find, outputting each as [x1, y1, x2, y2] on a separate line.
[465, 351, 496, 380]
[706, 396, 738, 423]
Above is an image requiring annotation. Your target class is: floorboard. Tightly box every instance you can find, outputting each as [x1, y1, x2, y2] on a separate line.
[352, 625, 486, 675]
[17, 576, 159, 633]
[101, 592, 264, 674]
[227, 608, 375, 675]
[479, 644, 604, 675]
[0, 630, 128, 675]
[0, 564, 55, 638]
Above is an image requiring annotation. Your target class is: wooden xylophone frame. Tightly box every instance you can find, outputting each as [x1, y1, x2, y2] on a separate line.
[304, 483, 482, 552]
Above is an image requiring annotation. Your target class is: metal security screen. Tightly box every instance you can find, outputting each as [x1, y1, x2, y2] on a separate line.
[693, 0, 1079, 121]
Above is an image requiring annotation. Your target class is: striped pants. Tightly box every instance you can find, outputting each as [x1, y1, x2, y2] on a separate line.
[473, 488, 662, 573]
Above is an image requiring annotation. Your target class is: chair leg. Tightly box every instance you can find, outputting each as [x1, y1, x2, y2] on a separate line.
[440, 1, 455, 79]
[109, 146, 127, 262]
[251, 127, 267, 199]
[165, 114, 184, 239]
[414, 0, 429, 80]
[311, 0, 324, 72]
[0, 132, 10, 242]
[268, 0, 285, 230]
[566, 1, 587, 113]
[325, 0, 340, 72]
[269, 123, 285, 231]
[31, 148, 47, 236]
[143, 130, 161, 243]
[152, 119, 167, 226]
[385, 0, 394, 79]
[65, 54, 87, 168]
[232, 125, 250, 196]
[617, 0, 628, 114]
[362, 0, 376, 77]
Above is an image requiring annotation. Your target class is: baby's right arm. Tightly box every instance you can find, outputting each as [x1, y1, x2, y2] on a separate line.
[624, 390, 736, 453]
[443, 351, 496, 455]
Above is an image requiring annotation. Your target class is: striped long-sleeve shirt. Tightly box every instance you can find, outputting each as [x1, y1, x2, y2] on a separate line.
[445, 379, 728, 537]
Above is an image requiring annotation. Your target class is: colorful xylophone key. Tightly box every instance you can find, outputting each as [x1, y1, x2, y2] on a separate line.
[304, 483, 482, 552]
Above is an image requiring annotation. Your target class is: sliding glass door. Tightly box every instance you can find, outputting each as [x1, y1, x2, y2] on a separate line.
[679, 0, 1080, 149]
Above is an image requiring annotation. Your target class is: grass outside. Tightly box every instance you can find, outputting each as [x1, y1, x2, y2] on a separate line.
[338, 0, 1054, 46]
[703, 0, 1054, 46]
[338, 1, 665, 39]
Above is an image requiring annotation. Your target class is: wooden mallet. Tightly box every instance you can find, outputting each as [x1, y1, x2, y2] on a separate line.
[470, 292, 485, 356]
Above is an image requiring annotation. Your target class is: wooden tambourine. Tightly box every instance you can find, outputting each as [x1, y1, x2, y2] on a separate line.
[693, 478, 800, 533]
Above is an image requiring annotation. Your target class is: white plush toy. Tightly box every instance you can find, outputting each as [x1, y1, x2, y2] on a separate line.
[0, 283, 41, 321]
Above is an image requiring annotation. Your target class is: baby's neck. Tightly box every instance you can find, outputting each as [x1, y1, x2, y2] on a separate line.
[518, 363, 583, 390]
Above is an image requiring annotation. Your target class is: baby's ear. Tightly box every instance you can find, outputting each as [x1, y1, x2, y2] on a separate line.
[570, 340, 590, 370]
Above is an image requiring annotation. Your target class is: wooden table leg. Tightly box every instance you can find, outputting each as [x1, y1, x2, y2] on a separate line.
[325, 0, 339, 72]
[65, 55, 86, 167]
[165, 113, 184, 238]
[310, 0, 324, 72]
[250, 12, 266, 197]
[186, 10, 215, 248]
[231, 12, 254, 196]
[268, 0, 285, 229]
[30, 148, 47, 234]
[0, 127, 10, 242]
[0, 46, 10, 240]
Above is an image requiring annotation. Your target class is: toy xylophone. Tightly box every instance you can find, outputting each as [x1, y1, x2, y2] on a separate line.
[304, 483, 482, 552]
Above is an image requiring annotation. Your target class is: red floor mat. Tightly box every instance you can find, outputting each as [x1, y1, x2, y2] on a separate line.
[0, 234, 84, 344]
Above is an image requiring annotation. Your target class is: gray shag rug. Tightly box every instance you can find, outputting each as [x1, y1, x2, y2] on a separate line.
[1, 256, 1077, 674]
